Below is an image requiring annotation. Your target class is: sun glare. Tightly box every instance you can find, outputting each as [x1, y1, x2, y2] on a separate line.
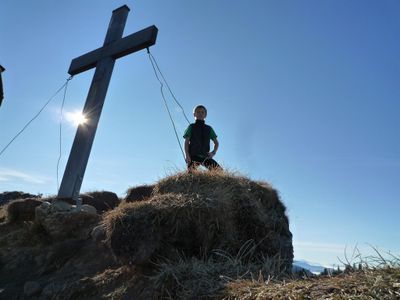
[66, 111, 88, 126]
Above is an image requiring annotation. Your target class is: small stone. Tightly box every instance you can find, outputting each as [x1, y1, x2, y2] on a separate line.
[24, 281, 41, 296]
[40, 201, 51, 209]
[81, 204, 97, 215]
[91, 224, 106, 242]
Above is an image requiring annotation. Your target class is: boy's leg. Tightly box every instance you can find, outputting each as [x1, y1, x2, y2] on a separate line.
[203, 157, 222, 171]
[187, 156, 201, 172]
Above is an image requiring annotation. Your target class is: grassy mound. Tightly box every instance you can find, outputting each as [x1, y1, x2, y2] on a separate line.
[104, 171, 293, 272]
[124, 184, 154, 203]
[6, 198, 43, 223]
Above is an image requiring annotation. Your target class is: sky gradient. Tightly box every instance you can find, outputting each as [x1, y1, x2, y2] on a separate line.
[1, 0, 399, 266]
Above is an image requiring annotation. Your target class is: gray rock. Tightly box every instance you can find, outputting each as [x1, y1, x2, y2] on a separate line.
[81, 204, 97, 215]
[35, 204, 99, 240]
[40, 201, 51, 209]
[91, 224, 106, 242]
[52, 200, 72, 211]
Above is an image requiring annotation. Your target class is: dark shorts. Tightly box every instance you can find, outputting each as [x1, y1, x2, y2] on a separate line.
[188, 155, 222, 171]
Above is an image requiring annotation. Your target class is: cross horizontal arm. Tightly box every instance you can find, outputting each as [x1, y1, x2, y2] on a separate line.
[68, 25, 158, 76]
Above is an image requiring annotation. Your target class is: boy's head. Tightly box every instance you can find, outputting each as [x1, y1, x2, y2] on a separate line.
[193, 105, 207, 120]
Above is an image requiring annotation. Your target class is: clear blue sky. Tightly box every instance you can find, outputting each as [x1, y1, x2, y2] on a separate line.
[1, 0, 399, 266]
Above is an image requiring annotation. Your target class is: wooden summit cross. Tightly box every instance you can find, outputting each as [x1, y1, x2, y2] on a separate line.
[0, 65, 5, 106]
[58, 5, 158, 200]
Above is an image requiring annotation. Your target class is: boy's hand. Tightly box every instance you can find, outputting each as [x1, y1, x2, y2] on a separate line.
[208, 151, 216, 158]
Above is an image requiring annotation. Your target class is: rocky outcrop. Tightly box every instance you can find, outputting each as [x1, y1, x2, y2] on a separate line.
[0, 172, 295, 299]
[35, 200, 99, 240]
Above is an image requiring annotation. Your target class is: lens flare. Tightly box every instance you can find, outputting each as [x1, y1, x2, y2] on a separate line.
[66, 111, 87, 126]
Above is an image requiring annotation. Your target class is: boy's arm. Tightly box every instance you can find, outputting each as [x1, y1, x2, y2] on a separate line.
[209, 138, 219, 157]
[184, 138, 191, 163]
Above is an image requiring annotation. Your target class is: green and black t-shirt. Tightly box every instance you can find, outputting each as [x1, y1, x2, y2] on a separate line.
[183, 121, 217, 158]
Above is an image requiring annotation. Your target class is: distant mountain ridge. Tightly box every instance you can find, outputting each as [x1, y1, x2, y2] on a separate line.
[293, 259, 333, 274]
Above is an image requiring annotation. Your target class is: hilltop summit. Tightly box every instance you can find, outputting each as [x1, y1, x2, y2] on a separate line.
[0, 170, 293, 299]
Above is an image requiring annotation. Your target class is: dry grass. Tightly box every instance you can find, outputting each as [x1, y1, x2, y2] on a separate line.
[223, 267, 400, 299]
[223, 250, 400, 299]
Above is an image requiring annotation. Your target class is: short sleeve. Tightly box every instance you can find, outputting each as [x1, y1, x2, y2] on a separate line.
[210, 127, 217, 139]
[183, 124, 192, 138]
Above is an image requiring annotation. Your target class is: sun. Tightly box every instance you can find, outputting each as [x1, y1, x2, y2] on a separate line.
[66, 111, 88, 126]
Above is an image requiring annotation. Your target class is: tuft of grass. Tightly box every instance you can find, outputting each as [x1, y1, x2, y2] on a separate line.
[150, 241, 290, 299]
[5, 198, 43, 223]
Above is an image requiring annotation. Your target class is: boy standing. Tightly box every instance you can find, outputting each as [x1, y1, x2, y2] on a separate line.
[183, 105, 222, 171]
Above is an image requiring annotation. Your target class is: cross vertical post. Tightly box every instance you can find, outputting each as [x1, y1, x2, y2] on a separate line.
[58, 5, 157, 200]
[0, 65, 5, 106]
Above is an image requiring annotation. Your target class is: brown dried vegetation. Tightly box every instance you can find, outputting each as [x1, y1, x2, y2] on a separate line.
[224, 267, 400, 299]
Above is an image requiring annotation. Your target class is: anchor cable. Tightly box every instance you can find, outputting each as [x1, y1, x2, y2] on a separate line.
[56, 77, 72, 191]
[0, 76, 74, 159]
[147, 49, 191, 125]
[147, 49, 186, 162]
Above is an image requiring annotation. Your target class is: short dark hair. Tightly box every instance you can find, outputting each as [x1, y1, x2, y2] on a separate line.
[193, 105, 207, 114]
